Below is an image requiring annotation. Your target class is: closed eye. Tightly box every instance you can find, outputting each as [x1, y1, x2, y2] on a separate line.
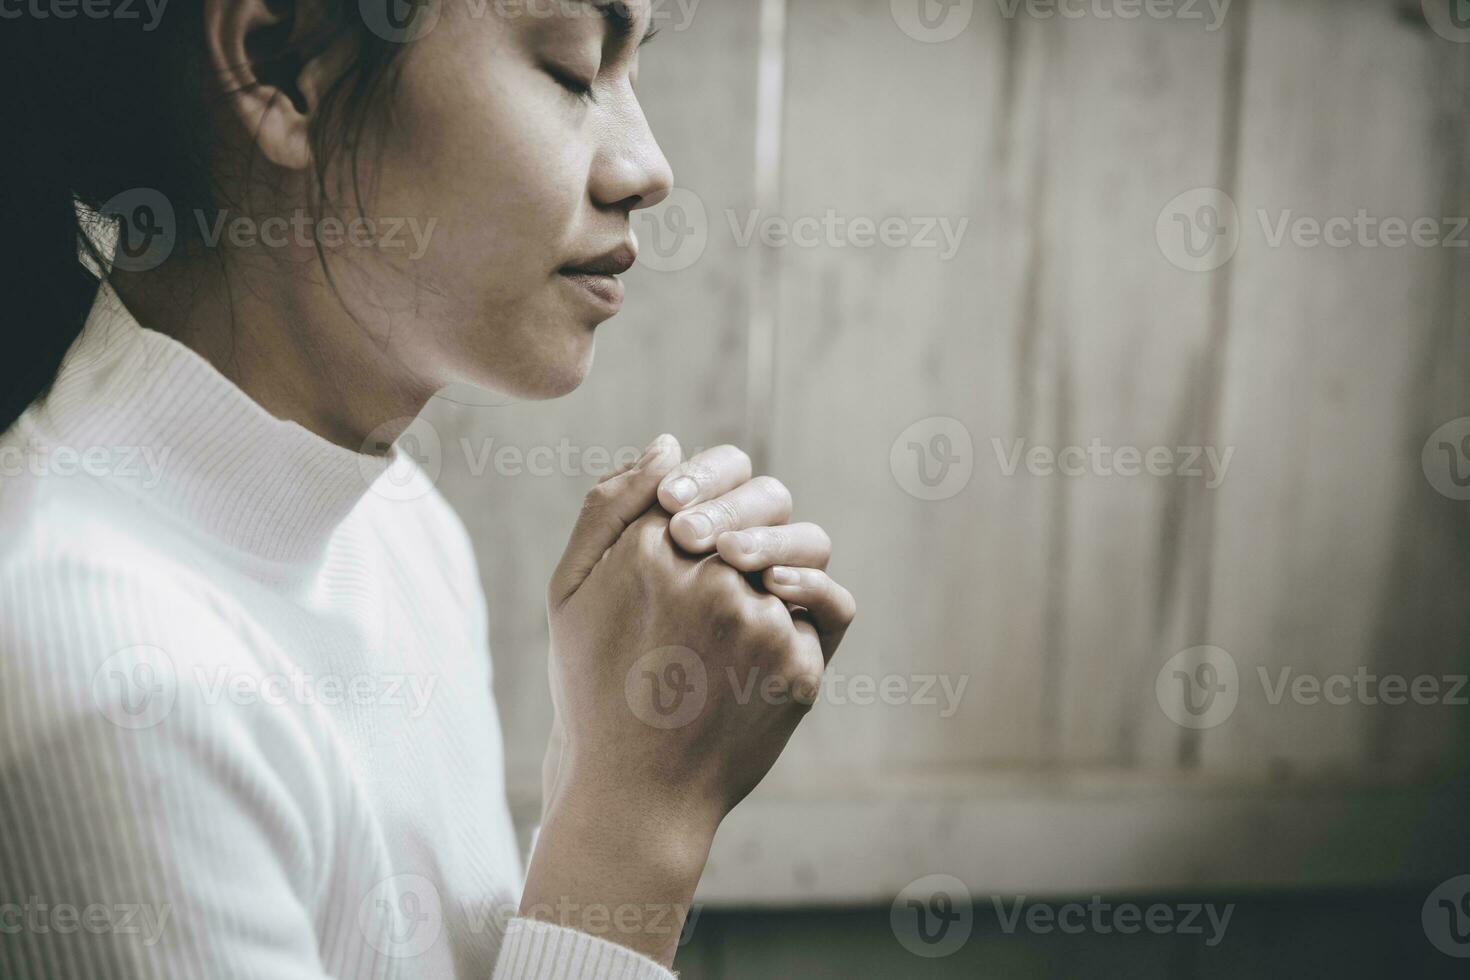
[545, 64, 596, 103]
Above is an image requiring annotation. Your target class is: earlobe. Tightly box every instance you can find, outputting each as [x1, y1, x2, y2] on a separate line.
[202, 0, 316, 171]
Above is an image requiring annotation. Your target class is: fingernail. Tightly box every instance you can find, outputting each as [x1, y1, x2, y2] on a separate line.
[771, 566, 798, 585]
[682, 512, 713, 541]
[666, 477, 698, 506]
[727, 531, 758, 555]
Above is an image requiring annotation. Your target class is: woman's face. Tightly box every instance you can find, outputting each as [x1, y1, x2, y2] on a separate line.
[326, 0, 673, 402]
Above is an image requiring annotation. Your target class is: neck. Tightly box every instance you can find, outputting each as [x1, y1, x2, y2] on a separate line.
[109, 247, 436, 452]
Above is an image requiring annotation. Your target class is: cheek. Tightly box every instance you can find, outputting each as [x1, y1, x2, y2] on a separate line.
[373, 39, 592, 301]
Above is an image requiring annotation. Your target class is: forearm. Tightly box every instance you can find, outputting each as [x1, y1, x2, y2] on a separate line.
[519, 779, 718, 966]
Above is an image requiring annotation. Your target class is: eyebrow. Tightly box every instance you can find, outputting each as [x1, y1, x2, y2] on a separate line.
[574, 0, 661, 47]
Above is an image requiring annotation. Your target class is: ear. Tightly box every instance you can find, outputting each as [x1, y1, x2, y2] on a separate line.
[203, 0, 334, 171]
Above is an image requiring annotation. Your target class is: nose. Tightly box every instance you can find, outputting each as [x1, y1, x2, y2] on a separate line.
[589, 101, 674, 213]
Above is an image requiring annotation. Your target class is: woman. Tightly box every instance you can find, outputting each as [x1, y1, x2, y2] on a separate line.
[0, 1, 856, 977]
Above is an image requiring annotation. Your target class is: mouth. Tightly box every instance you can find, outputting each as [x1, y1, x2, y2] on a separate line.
[559, 242, 637, 314]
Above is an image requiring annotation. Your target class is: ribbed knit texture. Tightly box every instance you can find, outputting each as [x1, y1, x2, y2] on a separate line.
[0, 283, 676, 980]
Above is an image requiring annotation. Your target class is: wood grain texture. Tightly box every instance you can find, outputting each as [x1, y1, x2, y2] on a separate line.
[1200, 0, 1470, 781]
[426, 0, 1470, 901]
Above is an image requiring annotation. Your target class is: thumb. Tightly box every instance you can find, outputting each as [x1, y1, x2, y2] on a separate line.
[549, 434, 681, 607]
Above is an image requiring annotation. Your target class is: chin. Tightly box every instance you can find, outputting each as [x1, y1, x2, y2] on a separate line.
[450, 304, 601, 401]
[502, 339, 598, 402]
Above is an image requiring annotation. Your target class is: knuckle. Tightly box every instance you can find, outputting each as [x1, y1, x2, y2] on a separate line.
[632, 515, 671, 556]
[790, 674, 822, 709]
[781, 652, 824, 707]
[702, 496, 742, 532]
[583, 481, 617, 510]
[708, 595, 745, 640]
[835, 584, 857, 622]
[680, 458, 718, 488]
[748, 597, 793, 646]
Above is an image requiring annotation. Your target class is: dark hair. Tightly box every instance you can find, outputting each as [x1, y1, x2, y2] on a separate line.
[0, 1, 412, 434]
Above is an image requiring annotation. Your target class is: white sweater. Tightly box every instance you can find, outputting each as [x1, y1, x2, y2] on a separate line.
[0, 283, 675, 980]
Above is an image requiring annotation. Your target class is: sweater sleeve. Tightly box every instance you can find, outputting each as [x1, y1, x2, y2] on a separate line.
[492, 919, 678, 980]
[0, 554, 344, 979]
[0, 547, 678, 980]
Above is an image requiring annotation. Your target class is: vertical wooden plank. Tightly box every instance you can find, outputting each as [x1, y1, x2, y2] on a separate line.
[1201, 0, 1465, 778]
[1363, 15, 1470, 778]
[759, 0, 1052, 786]
[1016, 13, 1236, 769]
[762, 0, 1233, 787]
[428, 1, 764, 817]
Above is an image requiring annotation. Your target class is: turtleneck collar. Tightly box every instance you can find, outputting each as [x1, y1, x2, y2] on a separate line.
[30, 280, 402, 564]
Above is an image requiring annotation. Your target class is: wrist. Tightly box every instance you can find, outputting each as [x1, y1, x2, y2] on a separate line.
[549, 772, 719, 882]
[520, 776, 718, 966]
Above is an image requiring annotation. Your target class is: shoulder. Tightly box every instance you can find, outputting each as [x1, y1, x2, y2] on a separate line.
[0, 427, 339, 799]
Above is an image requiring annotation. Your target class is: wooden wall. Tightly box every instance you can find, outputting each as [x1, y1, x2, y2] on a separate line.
[429, 0, 1470, 910]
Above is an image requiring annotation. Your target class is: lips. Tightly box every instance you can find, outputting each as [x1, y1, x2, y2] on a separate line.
[562, 243, 637, 277]
[559, 242, 637, 312]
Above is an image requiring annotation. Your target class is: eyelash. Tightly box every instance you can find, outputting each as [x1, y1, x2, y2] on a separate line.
[547, 66, 596, 104]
